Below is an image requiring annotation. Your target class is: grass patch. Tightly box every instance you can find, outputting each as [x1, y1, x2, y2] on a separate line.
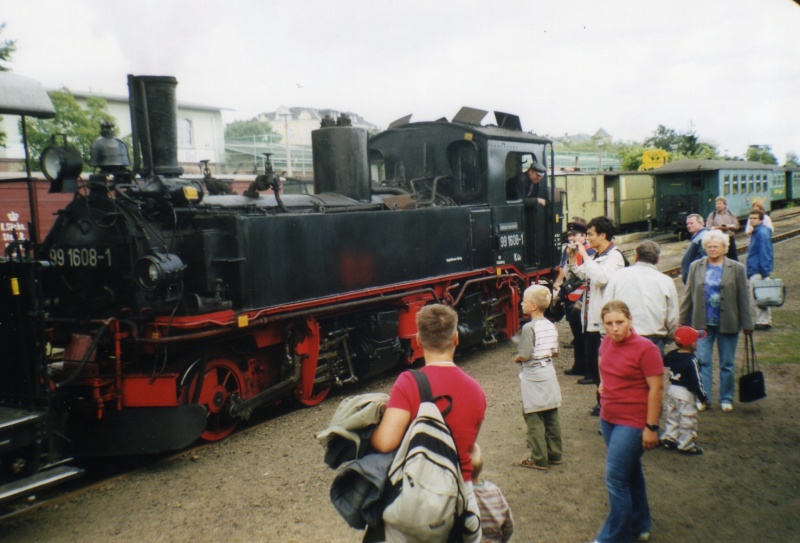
[754, 306, 800, 364]
[752, 233, 800, 365]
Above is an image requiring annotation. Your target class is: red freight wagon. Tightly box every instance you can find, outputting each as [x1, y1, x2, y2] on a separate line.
[0, 177, 73, 248]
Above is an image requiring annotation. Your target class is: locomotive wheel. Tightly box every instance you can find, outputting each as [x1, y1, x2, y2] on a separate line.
[195, 358, 246, 441]
[296, 381, 331, 407]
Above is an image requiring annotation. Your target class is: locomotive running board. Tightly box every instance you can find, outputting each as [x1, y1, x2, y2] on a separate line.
[0, 465, 84, 504]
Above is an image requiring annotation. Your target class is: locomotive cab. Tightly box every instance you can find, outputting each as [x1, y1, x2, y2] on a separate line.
[368, 109, 561, 272]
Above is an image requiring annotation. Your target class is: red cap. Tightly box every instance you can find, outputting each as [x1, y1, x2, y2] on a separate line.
[674, 326, 707, 347]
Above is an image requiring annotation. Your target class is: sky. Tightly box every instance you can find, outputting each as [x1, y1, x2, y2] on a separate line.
[4, 0, 800, 161]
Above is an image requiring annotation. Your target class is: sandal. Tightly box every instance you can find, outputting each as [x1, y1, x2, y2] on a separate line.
[520, 458, 549, 471]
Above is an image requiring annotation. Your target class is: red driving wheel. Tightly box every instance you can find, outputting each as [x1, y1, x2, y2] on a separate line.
[195, 358, 246, 441]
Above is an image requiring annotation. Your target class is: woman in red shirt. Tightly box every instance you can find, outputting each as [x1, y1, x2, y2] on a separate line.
[592, 300, 663, 543]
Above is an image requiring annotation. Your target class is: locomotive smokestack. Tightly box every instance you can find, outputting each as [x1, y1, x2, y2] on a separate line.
[127, 75, 183, 178]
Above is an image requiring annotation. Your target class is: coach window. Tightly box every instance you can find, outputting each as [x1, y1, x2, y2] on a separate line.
[448, 141, 482, 199]
[748, 175, 755, 193]
[723, 174, 730, 196]
[178, 118, 193, 147]
[732, 175, 739, 195]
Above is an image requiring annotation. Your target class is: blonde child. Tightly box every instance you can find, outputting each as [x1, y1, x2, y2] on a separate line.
[515, 285, 562, 470]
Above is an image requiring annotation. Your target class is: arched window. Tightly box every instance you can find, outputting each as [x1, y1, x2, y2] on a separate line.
[178, 118, 193, 147]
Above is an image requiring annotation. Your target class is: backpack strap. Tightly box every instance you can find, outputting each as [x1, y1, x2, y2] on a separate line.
[410, 369, 453, 417]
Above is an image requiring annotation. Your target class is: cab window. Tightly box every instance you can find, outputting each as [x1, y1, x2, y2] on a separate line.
[447, 141, 482, 199]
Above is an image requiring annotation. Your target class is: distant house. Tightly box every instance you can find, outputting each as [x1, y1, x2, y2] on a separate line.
[257, 107, 377, 146]
[549, 129, 618, 171]
[0, 90, 227, 174]
[223, 107, 377, 178]
[551, 128, 613, 147]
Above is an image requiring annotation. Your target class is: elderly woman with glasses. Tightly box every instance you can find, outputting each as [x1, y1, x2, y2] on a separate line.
[679, 229, 753, 413]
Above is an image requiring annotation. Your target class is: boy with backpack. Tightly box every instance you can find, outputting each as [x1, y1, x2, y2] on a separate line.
[371, 304, 487, 542]
[515, 285, 563, 471]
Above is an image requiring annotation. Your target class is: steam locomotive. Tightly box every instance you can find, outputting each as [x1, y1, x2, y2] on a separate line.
[0, 74, 560, 502]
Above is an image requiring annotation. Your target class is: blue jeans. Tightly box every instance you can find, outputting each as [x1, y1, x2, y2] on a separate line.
[696, 325, 739, 405]
[596, 420, 652, 543]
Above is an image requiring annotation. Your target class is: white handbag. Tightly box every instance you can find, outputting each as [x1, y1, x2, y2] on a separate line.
[752, 277, 785, 307]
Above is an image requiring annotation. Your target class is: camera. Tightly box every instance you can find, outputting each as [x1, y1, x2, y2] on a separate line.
[559, 275, 585, 297]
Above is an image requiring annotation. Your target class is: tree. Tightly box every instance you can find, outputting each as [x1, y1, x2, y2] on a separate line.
[643, 125, 680, 152]
[643, 124, 718, 160]
[617, 143, 648, 171]
[225, 118, 280, 141]
[23, 89, 117, 169]
[0, 22, 17, 147]
[785, 152, 799, 168]
[745, 145, 778, 165]
[0, 22, 14, 72]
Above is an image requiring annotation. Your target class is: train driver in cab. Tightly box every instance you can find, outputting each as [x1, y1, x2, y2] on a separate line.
[510, 160, 547, 207]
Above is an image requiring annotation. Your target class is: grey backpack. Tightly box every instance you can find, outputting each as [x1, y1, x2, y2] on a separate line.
[382, 370, 479, 543]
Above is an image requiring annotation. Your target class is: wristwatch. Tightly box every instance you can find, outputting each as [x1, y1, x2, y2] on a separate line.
[645, 423, 660, 432]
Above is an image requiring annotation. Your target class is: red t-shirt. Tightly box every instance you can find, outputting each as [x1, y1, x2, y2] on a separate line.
[387, 365, 486, 481]
[598, 332, 663, 428]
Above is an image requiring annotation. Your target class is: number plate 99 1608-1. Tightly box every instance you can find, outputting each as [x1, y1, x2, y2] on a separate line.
[497, 232, 524, 249]
[48, 247, 113, 268]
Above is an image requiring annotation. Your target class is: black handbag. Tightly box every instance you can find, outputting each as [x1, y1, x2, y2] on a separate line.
[558, 275, 584, 300]
[738, 334, 766, 403]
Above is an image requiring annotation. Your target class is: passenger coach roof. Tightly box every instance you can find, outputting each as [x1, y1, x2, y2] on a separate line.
[653, 159, 776, 174]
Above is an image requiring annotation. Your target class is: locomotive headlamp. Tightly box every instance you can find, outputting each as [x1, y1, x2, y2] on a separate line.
[41, 137, 83, 194]
[134, 253, 186, 292]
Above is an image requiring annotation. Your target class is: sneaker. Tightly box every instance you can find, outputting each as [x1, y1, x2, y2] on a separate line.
[696, 401, 707, 412]
[660, 439, 678, 450]
[678, 446, 704, 455]
[721, 402, 733, 412]
[635, 532, 651, 542]
[577, 378, 596, 385]
[589, 404, 601, 417]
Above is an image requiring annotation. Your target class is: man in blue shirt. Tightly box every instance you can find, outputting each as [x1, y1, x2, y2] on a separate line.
[681, 214, 707, 284]
[746, 210, 774, 329]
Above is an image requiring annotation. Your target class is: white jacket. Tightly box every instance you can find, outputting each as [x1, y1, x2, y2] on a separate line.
[568, 244, 625, 333]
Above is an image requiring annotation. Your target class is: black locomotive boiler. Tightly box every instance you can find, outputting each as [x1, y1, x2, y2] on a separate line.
[0, 74, 560, 501]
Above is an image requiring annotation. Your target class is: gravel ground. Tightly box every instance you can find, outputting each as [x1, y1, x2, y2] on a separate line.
[2, 220, 799, 543]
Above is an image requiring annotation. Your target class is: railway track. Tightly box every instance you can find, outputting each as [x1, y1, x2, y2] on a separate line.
[3, 225, 799, 523]
[659, 227, 800, 278]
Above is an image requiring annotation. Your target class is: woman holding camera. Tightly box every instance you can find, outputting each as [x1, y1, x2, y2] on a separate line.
[553, 217, 594, 376]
